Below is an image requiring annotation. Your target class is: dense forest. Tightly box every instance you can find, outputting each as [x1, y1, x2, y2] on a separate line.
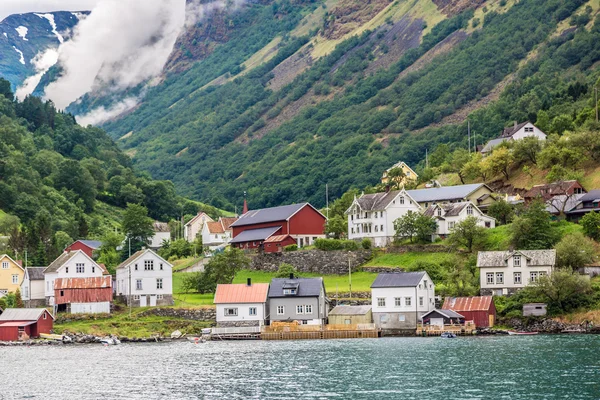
[0, 79, 225, 264]
[93, 0, 600, 211]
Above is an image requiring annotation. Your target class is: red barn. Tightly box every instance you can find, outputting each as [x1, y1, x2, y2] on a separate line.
[54, 276, 113, 314]
[0, 308, 54, 341]
[442, 296, 496, 328]
[64, 240, 102, 258]
[230, 203, 326, 250]
[263, 235, 297, 253]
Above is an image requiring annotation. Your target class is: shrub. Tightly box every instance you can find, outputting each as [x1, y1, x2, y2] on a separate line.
[361, 238, 372, 249]
[283, 244, 298, 252]
[275, 263, 299, 278]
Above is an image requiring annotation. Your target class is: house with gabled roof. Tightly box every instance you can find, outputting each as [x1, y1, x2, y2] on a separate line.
[381, 161, 418, 185]
[184, 212, 214, 242]
[481, 121, 547, 155]
[423, 201, 495, 237]
[268, 276, 328, 325]
[420, 309, 465, 328]
[477, 250, 556, 296]
[149, 221, 171, 250]
[230, 203, 326, 250]
[116, 248, 173, 307]
[214, 279, 269, 327]
[524, 180, 585, 203]
[0, 308, 54, 341]
[65, 240, 102, 258]
[442, 296, 497, 327]
[43, 250, 108, 306]
[566, 189, 600, 222]
[371, 272, 435, 334]
[0, 254, 25, 297]
[21, 267, 46, 308]
[202, 217, 238, 249]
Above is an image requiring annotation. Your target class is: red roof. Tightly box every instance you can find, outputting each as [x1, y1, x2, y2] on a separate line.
[207, 221, 225, 234]
[264, 235, 294, 243]
[214, 283, 269, 304]
[0, 321, 36, 327]
[54, 276, 112, 290]
[442, 296, 494, 312]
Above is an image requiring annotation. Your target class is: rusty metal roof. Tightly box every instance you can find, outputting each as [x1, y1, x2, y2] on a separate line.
[264, 235, 294, 243]
[214, 283, 269, 304]
[443, 296, 494, 312]
[54, 276, 112, 290]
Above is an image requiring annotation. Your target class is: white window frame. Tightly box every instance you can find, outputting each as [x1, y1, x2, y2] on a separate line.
[496, 272, 504, 285]
[486, 273, 494, 285]
[157, 294, 164, 300]
[12, 275, 18, 284]
[277, 305, 285, 315]
[377, 297, 386, 307]
[1, 261, 8, 269]
[530, 272, 539, 282]
[145, 260, 154, 271]
[249, 307, 257, 316]
[514, 272, 521, 284]
[419, 297, 424, 306]
[305, 304, 312, 314]
[399, 197, 405, 205]
[513, 255, 521, 267]
[394, 297, 401, 307]
[466, 205, 473, 215]
[405, 297, 412, 306]
[296, 305, 304, 314]
[136, 279, 143, 290]
[399, 314, 406, 322]
[76, 263, 85, 273]
[224, 308, 238, 316]
[283, 288, 296, 295]
[156, 278, 163, 289]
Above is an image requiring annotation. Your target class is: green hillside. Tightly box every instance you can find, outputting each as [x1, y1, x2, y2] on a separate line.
[95, 0, 600, 211]
[0, 83, 228, 264]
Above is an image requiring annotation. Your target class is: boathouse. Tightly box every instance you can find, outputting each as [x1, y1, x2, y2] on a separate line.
[54, 276, 113, 314]
[0, 308, 54, 341]
[442, 296, 497, 327]
[420, 309, 465, 328]
[328, 305, 372, 325]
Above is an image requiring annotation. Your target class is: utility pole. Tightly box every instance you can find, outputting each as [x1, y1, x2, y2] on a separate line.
[348, 257, 352, 301]
[425, 148, 429, 169]
[468, 120, 471, 153]
[595, 87, 598, 123]
[128, 265, 132, 318]
[325, 184, 329, 221]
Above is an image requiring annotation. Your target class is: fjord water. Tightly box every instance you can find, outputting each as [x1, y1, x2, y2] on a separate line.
[1, 336, 599, 399]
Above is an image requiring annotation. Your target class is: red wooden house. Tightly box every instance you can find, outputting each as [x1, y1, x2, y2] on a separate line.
[442, 296, 497, 328]
[65, 240, 102, 258]
[0, 308, 54, 341]
[263, 235, 297, 253]
[230, 203, 326, 250]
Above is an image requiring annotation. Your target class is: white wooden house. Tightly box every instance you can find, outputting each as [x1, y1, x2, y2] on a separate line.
[116, 249, 173, 307]
[370, 272, 435, 334]
[423, 201, 495, 237]
[213, 279, 269, 327]
[184, 212, 213, 242]
[21, 267, 46, 308]
[43, 250, 107, 306]
[477, 250, 556, 296]
[201, 217, 238, 249]
[481, 121, 547, 154]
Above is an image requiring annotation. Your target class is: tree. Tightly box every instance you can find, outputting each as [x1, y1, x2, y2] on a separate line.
[483, 147, 514, 180]
[580, 211, 600, 241]
[487, 199, 514, 225]
[325, 215, 347, 239]
[14, 288, 24, 308]
[0, 78, 13, 100]
[122, 203, 154, 244]
[445, 149, 471, 184]
[447, 216, 488, 252]
[0, 297, 6, 310]
[512, 136, 542, 165]
[197, 248, 250, 293]
[386, 167, 406, 189]
[530, 269, 593, 314]
[555, 232, 596, 270]
[394, 211, 436, 243]
[461, 153, 487, 182]
[275, 263, 299, 278]
[510, 200, 557, 250]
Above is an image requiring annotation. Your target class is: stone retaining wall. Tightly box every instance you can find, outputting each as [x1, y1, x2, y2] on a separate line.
[138, 307, 216, 322]
[386, 245, 454, 254]
[250, 250, 372, 274]
[217, 321, 260, 328]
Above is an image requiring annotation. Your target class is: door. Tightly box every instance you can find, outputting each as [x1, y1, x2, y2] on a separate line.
[150, 295, 157, 306]
[430, 318, 444, 328]
[139, 296, 147, 307]
[489, 314, 495, 328]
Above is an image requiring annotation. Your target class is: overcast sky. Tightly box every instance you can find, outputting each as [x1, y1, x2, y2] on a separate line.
[0, 0, 101, 22]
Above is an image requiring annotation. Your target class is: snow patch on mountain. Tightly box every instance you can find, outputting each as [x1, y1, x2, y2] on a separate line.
[12, 46, 25, 64]
[35, 13, 64, 43]
[16, 48, 59, 100]
[15, 26, 28, 40]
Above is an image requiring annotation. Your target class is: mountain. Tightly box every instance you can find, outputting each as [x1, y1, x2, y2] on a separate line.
[0, 11, 84, 97]
[4, 0, 600, 212]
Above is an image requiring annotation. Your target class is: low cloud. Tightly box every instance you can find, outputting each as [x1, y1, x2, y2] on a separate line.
[75, 96, 141, 126]
[16, 48, 59, 100]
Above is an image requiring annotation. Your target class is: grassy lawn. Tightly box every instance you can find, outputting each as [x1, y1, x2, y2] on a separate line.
[363, 252, 457, 268]
[172, 256, 203, 272]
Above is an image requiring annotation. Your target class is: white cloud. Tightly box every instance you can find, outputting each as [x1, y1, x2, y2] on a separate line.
[76, 96, 140, 126]
[0, 0, 100, 22]
[16, 48, 59, 100]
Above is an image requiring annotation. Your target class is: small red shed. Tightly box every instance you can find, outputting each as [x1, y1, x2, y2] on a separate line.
[264, 235, 297, 253]
[65, 240, 102, 258]
[0, 308, 54, 341]
[442, 296, 496, 328]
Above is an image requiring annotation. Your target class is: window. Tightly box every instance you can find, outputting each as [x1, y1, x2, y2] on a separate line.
[76, 263, 84, 273]
[437, 208, 442, 217]
[419, 297, 424, 306]
[1, 261, 8, 269]
[374, 213, 378, 219]
[351, 215, 354, 221]
[486, 273, 494, 284]
[399, 197, 405, 205]
[539, 271, 547, 278]
[277, 306, 285, 315]
[12, 275, 18, 284]
[377, 298, 386, 307]
[133, 295, 140, 300]
[418, 284, 423, 289]
[134, 264, 138, 271]
[249, 307, 257, 316]
[60, 290, 64, 297]
[496, 272, 504, 284]
[65, 266, 69, 273]
[513, 255, 521, 267]
[394, 297, 402, 307]
[43, 312, 47, 320]
[448, 221, 455, 230]
[145, 260, 154, 271]
[156, 278, 163, 289]
[380, 315, 388, 323]
[23, 286, 28, 298]
[160, 263, 164, 271]
[524, 127, 534, 133]
[351, 228, 355, 234]
[466, 205, 473, 215]
[530, 272, 539, 282]
[157, 294, 164, 300]
[514, 272, 522, 284]
[380, 225, 383, 231]
[305, 304, 312, 314]
[405, 297, 412, 306]
[296, 305, 304, 314]
[375, 226, 378, 232]
[283, 289, 297, 295]
[136, 279, 143, 290]
[399, 314, 406, 322]
[485, 221, 491, 228]
[224, 308, 238, 316]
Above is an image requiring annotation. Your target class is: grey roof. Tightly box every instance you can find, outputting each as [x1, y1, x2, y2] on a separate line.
[481, 137, 509, 153]
[43, 251, 79, 274]
[577, 190, 600, 203]
[116, 249, 170, 271]
[421, 309, 464, 320]
[25, 267, 45, 281]
[0, 308, 53, 321]
[424, 202, 470, 218]
[546, 194, 585, 214]
[329, 305, 372, 316]
[353, 190, 403, 211]
[231, 203, 322, 227]
[230, 226, 280, 244]
[477, 250, 556, 267]
[268, 277, 324, 298]
[501, 121, 529, 138]
[77, 240, 102, 249]
[371, 272, 426, 288]
[406, 184, 486, 203]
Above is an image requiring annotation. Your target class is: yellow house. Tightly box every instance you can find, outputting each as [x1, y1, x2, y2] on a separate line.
[0, 254, 25, 296]
[381, 162, 418, 185]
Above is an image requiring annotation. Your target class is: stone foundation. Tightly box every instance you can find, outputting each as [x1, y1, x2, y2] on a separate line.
[250, 250, 372, 274]
[480, 288, 521, 296]
[139, 307, 216, 321]
[25, 299, 46, 308]
[216, 320, 261, 328]
[118, 295, 174, 307]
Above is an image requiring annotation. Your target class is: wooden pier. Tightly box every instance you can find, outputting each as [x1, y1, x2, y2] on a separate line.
[261, 322, 380, 341]
[417, 321, 476, 337]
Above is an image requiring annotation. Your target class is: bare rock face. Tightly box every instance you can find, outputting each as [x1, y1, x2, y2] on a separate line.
[432, 0, 486, 16]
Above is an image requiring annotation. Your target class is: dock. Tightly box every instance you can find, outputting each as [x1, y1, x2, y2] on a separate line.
[417, 321, 476, 336]
[261, 323, 380, 341]
[210, 326, 261, 340]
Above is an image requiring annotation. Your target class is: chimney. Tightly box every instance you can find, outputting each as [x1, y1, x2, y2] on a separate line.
[289, 273, 294, 279]
[242, 190, 248, 214]
[514, 121, 517, 129]
[385, 184, 390, 193]
[247, 278, 251, 286]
